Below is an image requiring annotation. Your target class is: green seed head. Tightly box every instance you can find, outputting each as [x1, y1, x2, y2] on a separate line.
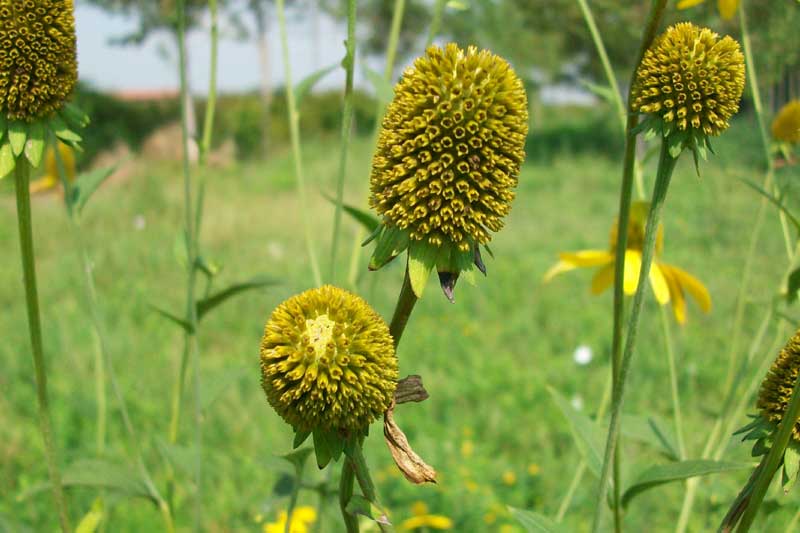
[631, 22, 744, 137]
[369, 43, 528, 254]
[260, 285, 398, 433]
[757, 330, 800, 444]
[0, 0, 78, 121]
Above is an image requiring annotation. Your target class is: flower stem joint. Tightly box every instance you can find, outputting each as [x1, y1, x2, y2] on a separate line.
[366, 43, 529, 301]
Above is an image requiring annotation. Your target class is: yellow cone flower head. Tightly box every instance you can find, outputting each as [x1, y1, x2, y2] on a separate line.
[772, 100, 800, 144]
[0, 0, 78, 122]
[260, 285, 398, 434]
[632, 23, 744, 138]
[756, 330, 800, 444]
[29, 141, 75, 193]
[368, 43, 528, 300]
[544, 201, 711, 324]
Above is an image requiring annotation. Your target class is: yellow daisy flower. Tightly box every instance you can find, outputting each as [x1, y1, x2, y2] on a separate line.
[677, 0, 739, 20]
[772, 100, 800, 144]
[544, 202, 711, 324]
[400, 502, 453, 531]
[29, 142, 76, 194]
[262, 506, 317, 533]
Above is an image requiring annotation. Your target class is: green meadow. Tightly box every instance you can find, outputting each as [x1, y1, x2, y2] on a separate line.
[2, 105, 797, 531]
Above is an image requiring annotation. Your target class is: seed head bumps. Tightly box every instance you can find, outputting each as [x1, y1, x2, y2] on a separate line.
[772, 100, 800, 144]
[370, 43, 528, 255]
[260, 286, 398, 434]
[631, 22, 744, 137]
[756, 330, 800, 444]
[0, 0, 78, 121]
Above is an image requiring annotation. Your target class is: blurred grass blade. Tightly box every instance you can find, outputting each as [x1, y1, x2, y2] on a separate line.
[738, 177, 800, 234]
[75, 498, 104, 533]
[345, 494, 391, 525]
[547, 386, 604, 477]
[579, 79, 617, 107]
[155, 438, 197, 477]
[149, 304, 193, 333]
[195, 277, 278, 320]
[295, 64, 338, 108]
[616, 414, 679, 460]
[67, 166, 117, 215]
[621, 460, 752, 508]
[509, 507, 564, 532]
[323, 192, 380, 233]
[363, 65, 395, 104]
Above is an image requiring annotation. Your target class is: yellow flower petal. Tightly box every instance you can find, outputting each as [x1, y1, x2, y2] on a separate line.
[677, 0, 707, 8]
[294, 506, 317, 524]
[559, 250, 614, 267]
[662, 265, 687, 325]
[542, 260, 578, 283]
[668, 264, 712, 312]
[718, 0, 738, 19]
[623, 250, 642, 295]
[400, 515, 454, 530]
[411, 501, 429, 517]
[591, 263, 614, 295]
[649, 262, 671, 305]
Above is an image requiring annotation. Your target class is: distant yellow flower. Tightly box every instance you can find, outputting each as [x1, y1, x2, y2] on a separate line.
[499, 525, 515, 533]
[263, 506, 317, 533]
[30, 142, 76, 194]
[544, 202, 711, 324]
[527, 463, 541, 476]
[400, 502, 453, 531]
[677, 0, 739, 20]
[772, 100, 800, 144]
[465, 480, 479, 493]
[502, 470, 516, 486]
[460, 440, 474, 458]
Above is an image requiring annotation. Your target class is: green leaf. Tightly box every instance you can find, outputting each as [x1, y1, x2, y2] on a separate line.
[446, 0, 469, 9]
[272, 472, 296, 497]
[783, 446, 800, 492]
[368, 225, 408, 270]
[295, 64, 338, 108]
[408, 241, 440, 298]
[196, 277, 278, 320]
[50, 115, 82, 143]
[578, 80, 617, 107]
[312, 429, 344, 469]
[323, 193, 380, 233]
[8, 121, 26, 157]
[361, 223, 383, 247]
[150, 304, 193, 333]
[508, 507, 564, 532]
[787, 268, 800, 304]
[621, 460, 752, 508]
[280, 447, 314, 472]
[363, 66, 395, 104]
[60, 103, 90, 129]
[155, 439, 197, 476]
[76, 498, 105, 533]
[547, 386, 604, 478]
[345, 495, 392, 525]
[0, 141, 15, 180]
[67, 166, 116, 215]
[612, 415, 679, 460]
[293, 429, 311, 449]
[23, 122, 45, 168]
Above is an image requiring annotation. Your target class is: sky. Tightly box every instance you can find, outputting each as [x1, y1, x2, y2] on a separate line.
[75, 2, 356, 94]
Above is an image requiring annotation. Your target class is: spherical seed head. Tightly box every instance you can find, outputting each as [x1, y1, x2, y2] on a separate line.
[772, 100, 800, 144]
[756, 330, 800, 444]
[0, 0, 78, 121]
[260, 285, 398, 434]
[631, 22, 745, 137]
[369, 43, 528, 253]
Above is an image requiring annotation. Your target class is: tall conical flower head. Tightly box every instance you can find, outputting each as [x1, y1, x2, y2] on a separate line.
[756, 330, 800, 444]
[260, 286, 398, 434]
[0, 0, 78, 122]
[772, 100, 800, 144]
[632, 23, 744, 140]
[367, 43, 528, 300]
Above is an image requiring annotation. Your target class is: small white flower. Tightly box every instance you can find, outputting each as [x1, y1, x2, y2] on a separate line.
[573, 344, 593, 365]
[571, 394, 584, 411]
[133, 214, 146, 231]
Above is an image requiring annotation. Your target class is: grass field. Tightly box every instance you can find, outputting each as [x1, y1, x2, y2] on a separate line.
[1, 107, 798, 532]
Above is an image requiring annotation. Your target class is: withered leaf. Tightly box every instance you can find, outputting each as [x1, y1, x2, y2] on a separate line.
[383, 400, 437, 484]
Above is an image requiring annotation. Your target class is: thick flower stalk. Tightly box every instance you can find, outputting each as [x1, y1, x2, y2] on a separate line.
[631, 22, 745, 162]
[260, 285, 398, 435]
[771, 100, 800, 145]
[544, 201, 711, 324]
[368, 43, 528, 299]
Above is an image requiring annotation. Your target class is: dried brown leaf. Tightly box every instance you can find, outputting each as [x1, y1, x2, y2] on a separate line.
[383, 400, 437, 484]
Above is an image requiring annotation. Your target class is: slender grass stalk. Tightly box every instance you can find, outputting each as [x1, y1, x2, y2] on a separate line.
[285, 462, 303, 533]
[277, 0, 322, 287]
[339, 461, 359, 533]
[593, 139, 678, 533]
[199, 0, 218, 166]
[330, 0, 358, 283]
[734, 366, 800, 530]
[346, 0, 407, 288]
[785, 506, 800, 533]
[660, 307, 686, 460]
[14, 159, 71, 533]
[425, 0, 446, 48]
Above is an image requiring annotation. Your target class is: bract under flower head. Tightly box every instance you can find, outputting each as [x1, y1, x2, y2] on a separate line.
[368, 43, 528, 299]
[772, 100, 800, 144]
[0, 0, 77, 122]
[260, 285, 397, 434]
[756, 330, 800, 444]
[632, 22, 744, 149]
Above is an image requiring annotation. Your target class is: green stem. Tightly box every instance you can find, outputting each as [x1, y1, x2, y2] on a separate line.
[350, 444, 392, 533]
[593, 139, 678, 533]
[277, 0, 322, 287]
[389, 268, 418, 347]
[14, 159, 72, 533]
[425, 0, 446, 48]
[346, 0, 407, 289]
[735, 367, 800, 531]
[660, 307, 686, 460]
[339, 461, 359, 533]
[330, 0, 357, 283]
[199, 0, 218, 166]
[285, 464, 303, 533]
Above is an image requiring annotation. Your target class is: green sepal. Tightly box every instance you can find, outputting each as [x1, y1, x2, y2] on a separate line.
[293, 428, 312, 449]
[734, 415, 774, 442]
[0, 140, 15, 179]
[782, 444, 800, 492]
[0, 114, 6, 143]
[50, 114, 82, 144]
[8, 121, 27, 157]
[630, 115, 657, 137]
[312, 429, 344, 469]
[666, 130, 688, 158]
[361, 222, 384, 247]
[24, 121, 45, 168]
[407, 240, 441, 298]
[368, 225, 409, 271]
[751, 437, 770, 457]
[60, 103, 90, 129]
